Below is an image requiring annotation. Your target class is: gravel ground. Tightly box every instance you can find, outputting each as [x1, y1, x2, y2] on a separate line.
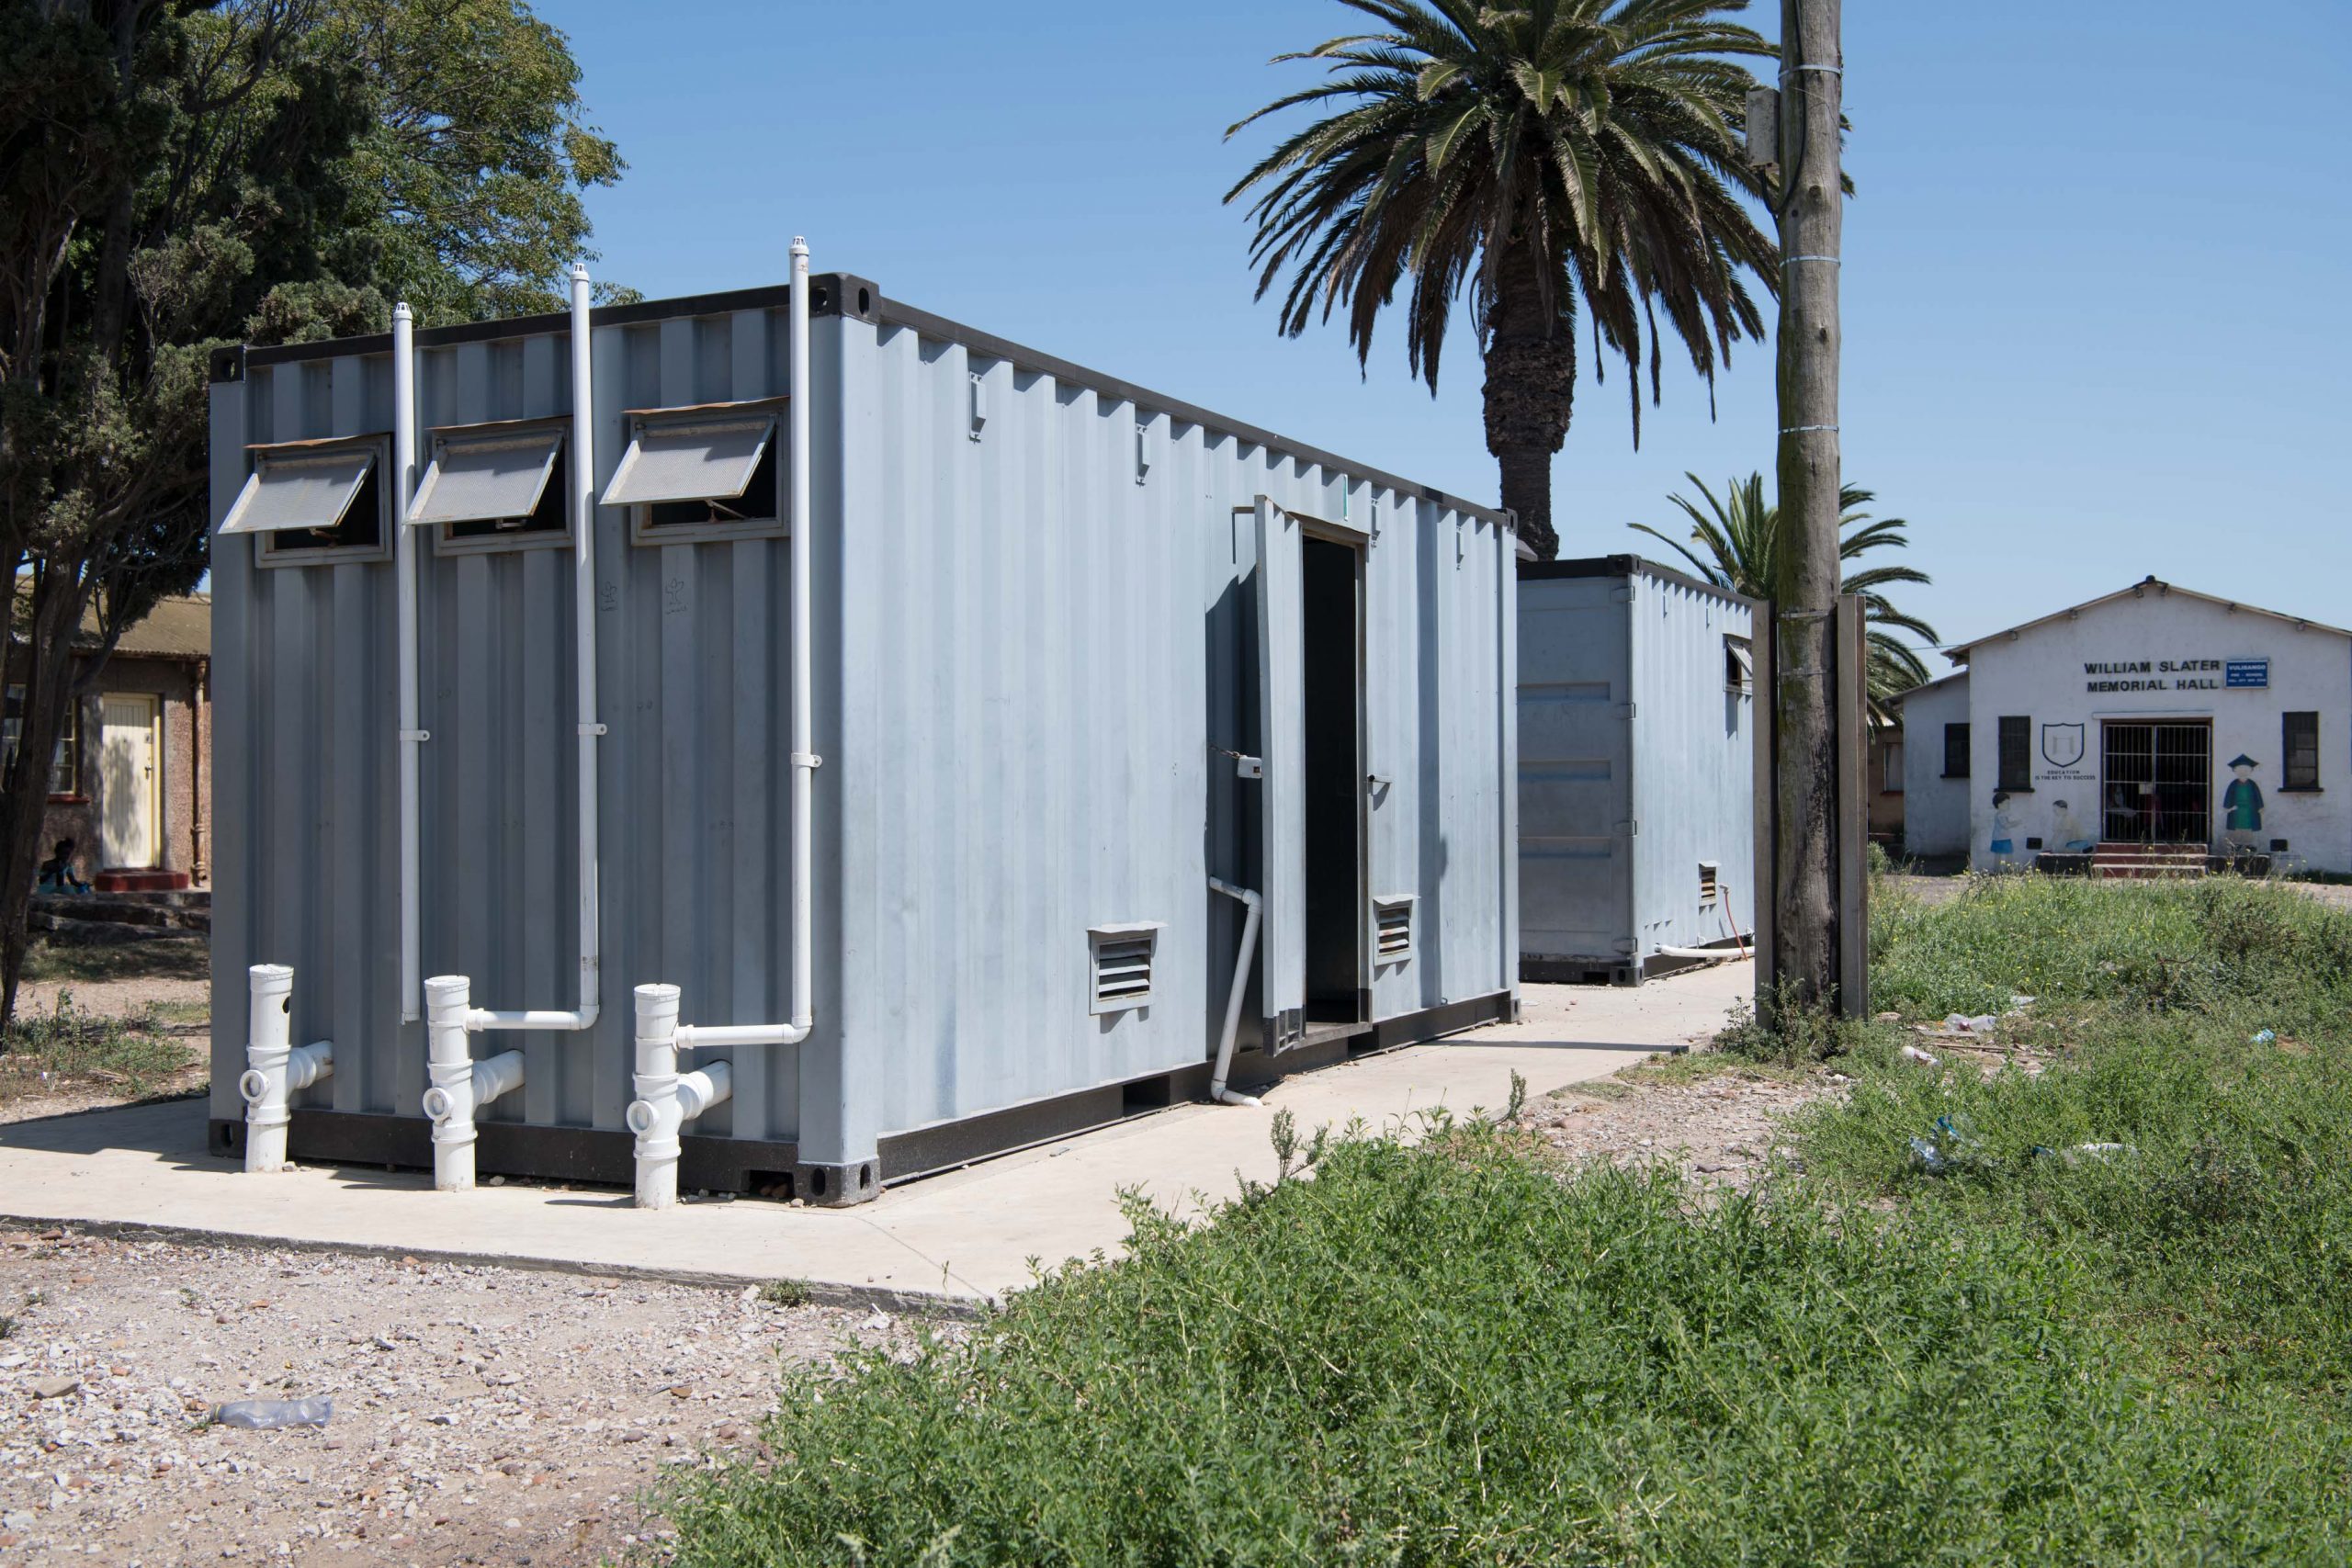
[0, 1232, 939, 1566]
[1517, 1065, 1838, 1192]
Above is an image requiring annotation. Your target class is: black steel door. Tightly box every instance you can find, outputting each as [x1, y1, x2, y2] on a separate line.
[2101, 722, 2211, 842]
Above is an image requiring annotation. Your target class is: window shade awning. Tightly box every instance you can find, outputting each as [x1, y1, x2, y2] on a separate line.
[219, 448, 377, 536]
[408, 430, 564, 526]
[601, 416, 775, 508]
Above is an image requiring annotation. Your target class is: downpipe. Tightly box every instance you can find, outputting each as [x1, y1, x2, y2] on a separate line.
[626, 984, 735, 1209]
[393, 303, 422, 1022]
[421, 976, 524, 1191]
[238, 964, 333, 1172]
[632, 239, 820, 1168]
[457, 261, 605, 1040]
[1206, 878, 1263, 1107]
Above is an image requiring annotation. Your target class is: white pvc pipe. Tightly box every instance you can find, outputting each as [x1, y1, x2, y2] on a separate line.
[627, 984, 734, 1209]
[422, 975, 523, 1190]
[238, 964, 333, 1172]
[660, 239, 820, 1057]
[465, 262, 604, 1037]
[393, 304, 421, 1022]
[1206, 878, 1263, 1107]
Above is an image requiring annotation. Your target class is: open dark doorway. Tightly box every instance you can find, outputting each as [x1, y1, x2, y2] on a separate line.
[1301, 535, 1364, 1021]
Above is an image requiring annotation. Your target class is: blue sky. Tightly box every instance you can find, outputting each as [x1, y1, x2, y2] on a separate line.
[553, 0, 2349, 660]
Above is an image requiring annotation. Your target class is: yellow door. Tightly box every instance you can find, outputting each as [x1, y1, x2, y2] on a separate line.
[99, 693, 161, 868]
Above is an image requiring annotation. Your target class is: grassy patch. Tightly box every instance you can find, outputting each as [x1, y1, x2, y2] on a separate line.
[668, 1122, 2348, 1565]
[663, 876, 2352, 1562]
[1866, 873, 2351, 1022]
[20, 936, 209, 986]
[0, 989, 197, 1101]
[1803, 875, 2352, 1399]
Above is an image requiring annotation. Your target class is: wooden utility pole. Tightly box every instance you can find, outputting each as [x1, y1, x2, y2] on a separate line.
[1770, 0, 1845, 1010]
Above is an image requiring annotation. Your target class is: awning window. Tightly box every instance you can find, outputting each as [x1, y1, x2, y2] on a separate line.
[1724, 636, 1755, 693]
[602, 415, 775, 509]
[219, 446, 377, 536]
[409, 429, 564, 527]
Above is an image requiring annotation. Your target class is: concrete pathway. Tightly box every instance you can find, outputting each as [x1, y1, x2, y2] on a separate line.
[0, 966, 1747, 1307]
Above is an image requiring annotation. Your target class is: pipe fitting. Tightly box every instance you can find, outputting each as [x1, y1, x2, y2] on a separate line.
[422, 975, 523, 1190]
[241, 965, 333, 1172]
[629, 984, 733, 1209]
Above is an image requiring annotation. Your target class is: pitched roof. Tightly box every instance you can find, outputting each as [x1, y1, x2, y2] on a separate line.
[1945, 576, 2352, 666]
[107, 593, 209, 659]
[10, 585, 210, 661]
[1885, 667, 1968, 705]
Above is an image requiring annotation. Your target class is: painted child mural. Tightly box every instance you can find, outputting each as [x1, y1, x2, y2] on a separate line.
[1989, 789, 2023, 868]
[2222, 754, 2265, 854]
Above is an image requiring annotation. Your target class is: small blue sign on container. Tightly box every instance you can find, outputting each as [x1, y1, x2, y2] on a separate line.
[2226, 659, 2269, 689]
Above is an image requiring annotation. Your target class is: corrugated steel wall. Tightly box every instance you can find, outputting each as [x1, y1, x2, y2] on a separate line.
[1513, 561, 1754, 969]
[211, 281, 1517, 1170]
[829, 307, 1513, 1154]
[1626, 568, 1755, 953]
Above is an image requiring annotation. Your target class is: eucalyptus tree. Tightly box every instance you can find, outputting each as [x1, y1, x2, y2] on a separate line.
[1226, 0, 1779, 558]
[1629, 471, 1939, 720]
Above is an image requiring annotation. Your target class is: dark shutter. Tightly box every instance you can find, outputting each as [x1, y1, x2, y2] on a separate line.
[2284, 712, 2321, 790]
[1997, 716, 2030, 790]
[1943, 722, 1970, 778]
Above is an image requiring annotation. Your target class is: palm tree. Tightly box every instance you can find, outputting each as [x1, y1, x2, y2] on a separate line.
[1630, 472, 1938, 720]
[1225, 0, 1779, 559]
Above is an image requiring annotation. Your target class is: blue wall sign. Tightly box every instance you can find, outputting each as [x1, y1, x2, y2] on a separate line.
[2225, 659, 2269, 689]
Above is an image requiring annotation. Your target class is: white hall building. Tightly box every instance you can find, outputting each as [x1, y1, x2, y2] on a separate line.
[1894, 577, 2352, 874]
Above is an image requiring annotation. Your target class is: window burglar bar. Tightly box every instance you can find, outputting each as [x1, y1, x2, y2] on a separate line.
[1997, 716, 2030, 791]
[2285, 712, 2320, 790]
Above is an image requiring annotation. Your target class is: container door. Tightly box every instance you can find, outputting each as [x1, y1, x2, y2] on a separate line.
[1254, 497, 1307, 1051]
[1517, 586, 1635, 967]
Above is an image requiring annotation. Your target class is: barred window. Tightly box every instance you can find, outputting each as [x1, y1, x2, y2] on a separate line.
[2284, 712, 2321, 790]
[1997, 716, 2030, 791]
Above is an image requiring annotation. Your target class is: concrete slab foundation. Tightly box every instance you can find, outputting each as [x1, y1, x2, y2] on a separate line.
[0, 970, 1747, 1307]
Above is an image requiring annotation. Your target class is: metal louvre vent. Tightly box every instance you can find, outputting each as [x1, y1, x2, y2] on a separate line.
[1088, 922, 1164, 1016]
[1699, 862, 1720, 908]
[1373, 895, 1415, 963]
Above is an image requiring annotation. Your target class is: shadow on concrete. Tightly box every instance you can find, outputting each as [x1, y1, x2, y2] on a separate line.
[0, 1094, 216, 1165]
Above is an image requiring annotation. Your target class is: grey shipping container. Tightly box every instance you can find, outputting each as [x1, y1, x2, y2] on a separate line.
[206, 250, 1521, 1205]
[1517, 556, 1755, 984]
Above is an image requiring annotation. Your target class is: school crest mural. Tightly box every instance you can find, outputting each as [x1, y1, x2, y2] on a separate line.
[2041, 722, 2086, 771]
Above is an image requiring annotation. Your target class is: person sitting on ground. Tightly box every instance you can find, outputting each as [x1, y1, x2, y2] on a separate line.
[37, 838, 91, 894]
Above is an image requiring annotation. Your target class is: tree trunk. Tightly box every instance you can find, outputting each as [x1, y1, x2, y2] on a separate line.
[0, 571, 96, 1025]
[1481, 242, 1575, 560]
[1770, 0, 1844, 1011]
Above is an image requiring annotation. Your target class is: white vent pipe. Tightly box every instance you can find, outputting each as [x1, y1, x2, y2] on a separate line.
[422, 975, 524, 1190]
[393, 304, 422, 1023]
[626, 984, 733, 1209]
[411, 264, 605, 1040]
[238, 964, 333, 1172]
[1206, 878, 1263, 1107]
[651, 239, 820, 1066]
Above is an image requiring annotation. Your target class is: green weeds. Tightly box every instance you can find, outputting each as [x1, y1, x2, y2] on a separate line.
[663, 876, 2352, 1564]
[0, 989, 196, 1101]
